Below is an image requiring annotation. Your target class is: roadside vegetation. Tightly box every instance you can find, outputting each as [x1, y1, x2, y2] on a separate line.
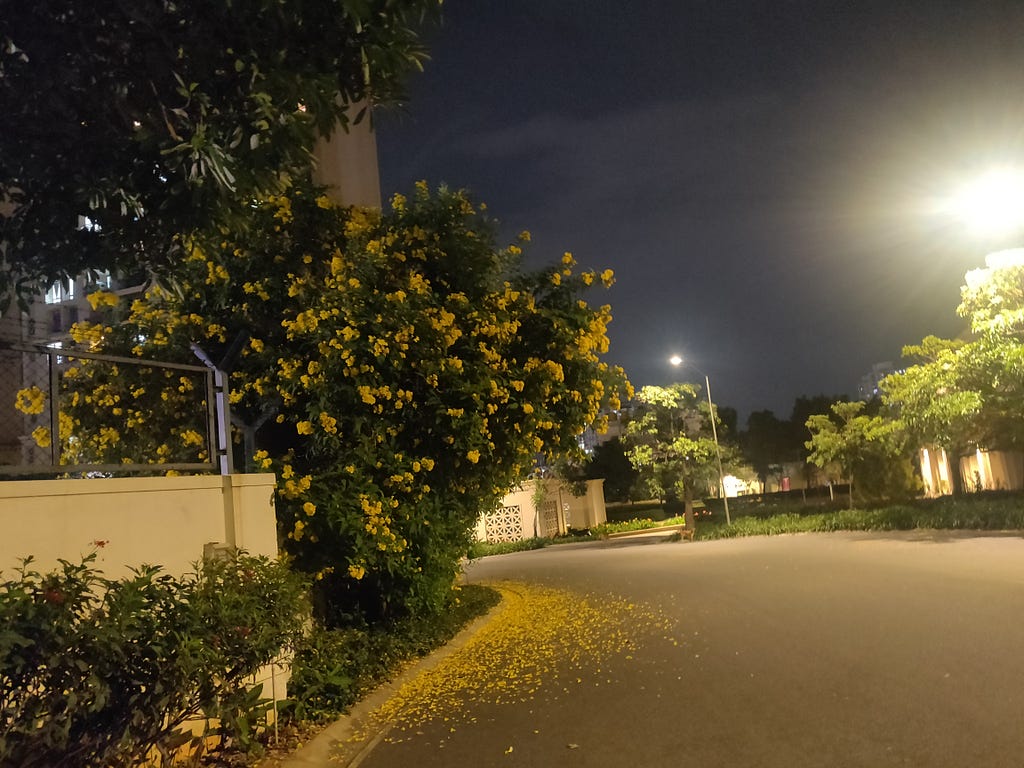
[286, 583, 500, 723]
[1, 550, 307, 767]
[694, 493, 1024, 540]
[467, 538, 550, 559]
[0, 549, 500, 766]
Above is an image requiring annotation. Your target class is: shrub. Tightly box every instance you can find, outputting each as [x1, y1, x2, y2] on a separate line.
[0, 549, 307, 768]
[592, 516, 687, 537]
[466, 538, 549, 559]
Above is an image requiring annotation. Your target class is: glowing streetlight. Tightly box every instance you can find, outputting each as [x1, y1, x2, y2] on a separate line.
[945, 168, 1024, 313]
[945, 168, 1024, 239]
[669, 355, 731, 525]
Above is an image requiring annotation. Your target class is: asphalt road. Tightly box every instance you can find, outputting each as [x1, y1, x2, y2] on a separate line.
[352, 531, 1024, 767]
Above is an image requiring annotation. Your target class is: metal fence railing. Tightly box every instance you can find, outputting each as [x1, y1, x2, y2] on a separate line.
[0, 342, 227, 477]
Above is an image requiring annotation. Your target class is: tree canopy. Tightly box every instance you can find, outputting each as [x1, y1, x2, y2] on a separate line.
[883, 250, 1024, 473]
[805, 400, 916, 506]
[583, 438, 640, 503]
[623, 383, 724, 528]
[740, 409, 790, 489]
[0, 0, 441, 307]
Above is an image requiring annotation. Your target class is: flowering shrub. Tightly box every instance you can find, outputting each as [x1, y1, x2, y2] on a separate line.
[0, 549, 307, 767]
[56, 181, 631, 623]
[13, 356, 212, 469]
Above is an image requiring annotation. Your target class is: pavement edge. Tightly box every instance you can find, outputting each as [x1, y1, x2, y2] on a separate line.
[265, 595, 506, 768]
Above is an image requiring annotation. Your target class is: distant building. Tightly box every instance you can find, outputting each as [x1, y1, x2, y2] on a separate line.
[577, 406, 630, 454]
[857, 361, 899, 400]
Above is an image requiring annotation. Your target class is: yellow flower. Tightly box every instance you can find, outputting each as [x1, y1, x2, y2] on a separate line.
[522, 403, 534, 414]
[31, 426, 51, 448]
[179, 429, 204, 447]
[319, 412, 338, 434]
[296, 421, 314, 435]
[303, 501, 316, 516]
[253, 450, 273, 470]
[15, 386, 46, 415]
[601, 268, 615, 287]
[86, 291, 120, 310]
[466, 450, 481, 464]
[348, 563, 366, 580]
[551, 272, 562, 286]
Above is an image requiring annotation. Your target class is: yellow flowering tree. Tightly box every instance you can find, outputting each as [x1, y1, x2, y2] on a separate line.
[59, 181, 630, 622]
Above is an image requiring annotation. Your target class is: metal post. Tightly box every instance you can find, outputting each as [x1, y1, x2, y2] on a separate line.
[213, 368, 234, 475]
[48, 352, 60, 467]
[705, 375, 731, 525]
[192, 343, 234, 475]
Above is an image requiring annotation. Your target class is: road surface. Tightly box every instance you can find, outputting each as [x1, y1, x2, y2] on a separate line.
[335, 531, 1024, 767]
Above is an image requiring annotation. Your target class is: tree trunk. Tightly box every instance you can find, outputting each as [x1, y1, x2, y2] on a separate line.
[949, 446, 966, 497]
[683, 488, 696, 532]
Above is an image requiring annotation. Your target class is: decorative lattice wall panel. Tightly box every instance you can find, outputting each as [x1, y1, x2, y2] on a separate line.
[483, 505, 526, 543]
[541, 500, 560, 537]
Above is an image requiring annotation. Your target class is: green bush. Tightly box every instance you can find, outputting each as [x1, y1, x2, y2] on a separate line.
[466, 538, 549, 559]
[604, 501, 664, 523]
[0, 549, 307, 768]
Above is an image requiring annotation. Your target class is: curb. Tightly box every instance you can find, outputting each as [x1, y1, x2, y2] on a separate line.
[605, 523, 693, 540]
[263, 599, 505, 768]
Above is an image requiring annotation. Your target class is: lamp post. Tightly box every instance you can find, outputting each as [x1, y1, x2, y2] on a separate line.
[669, 355, 731, 525]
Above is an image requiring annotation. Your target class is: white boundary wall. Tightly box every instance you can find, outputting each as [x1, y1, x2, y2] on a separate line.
[0, 474, 279, 577]
[475, 479, 607, 542]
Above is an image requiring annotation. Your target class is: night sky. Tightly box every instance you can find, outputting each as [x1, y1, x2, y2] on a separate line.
[376, 1, 1024, 421]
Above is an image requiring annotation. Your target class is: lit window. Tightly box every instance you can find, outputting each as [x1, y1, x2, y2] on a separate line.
[77, 215, 101, 232]
[47, 341, 65, 365]
[45, 279, 78, 304]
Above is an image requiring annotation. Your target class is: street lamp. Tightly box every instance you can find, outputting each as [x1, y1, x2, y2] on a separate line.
[669, 355, 731, 525]
[944, 168, 1024, 239]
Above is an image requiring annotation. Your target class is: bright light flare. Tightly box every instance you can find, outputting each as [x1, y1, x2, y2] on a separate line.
[668, 355, 682, 366]
[946, 169, 1024, 237]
